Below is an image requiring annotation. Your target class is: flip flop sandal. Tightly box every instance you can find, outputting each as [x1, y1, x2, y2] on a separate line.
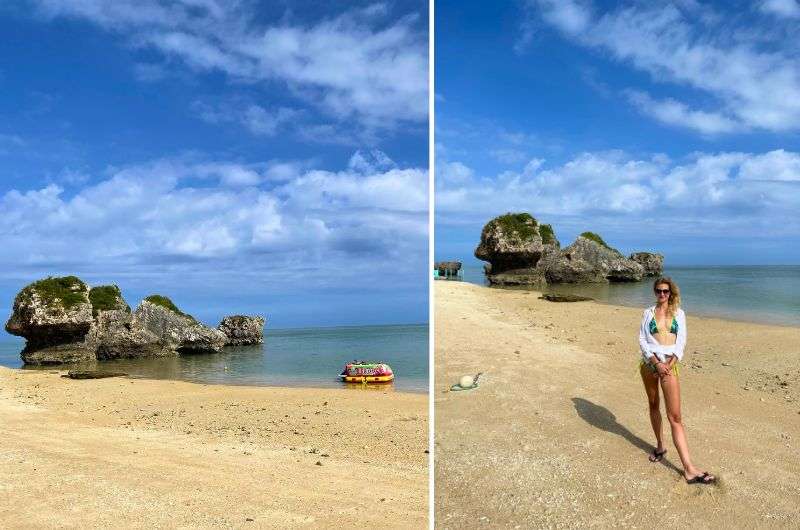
[649, 448, 667, 462]
[686, 472, 716, 485]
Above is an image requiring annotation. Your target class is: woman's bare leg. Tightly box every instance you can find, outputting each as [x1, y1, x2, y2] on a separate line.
[640, 364, 664, 456]
[660, 372, 712, 480]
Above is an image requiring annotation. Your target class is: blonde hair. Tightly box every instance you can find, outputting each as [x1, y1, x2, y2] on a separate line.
[653, 276, 680, 316]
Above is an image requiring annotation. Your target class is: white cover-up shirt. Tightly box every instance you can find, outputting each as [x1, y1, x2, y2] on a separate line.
[638, 306, 687, 362]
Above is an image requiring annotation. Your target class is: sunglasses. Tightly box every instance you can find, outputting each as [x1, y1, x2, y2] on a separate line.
[654, 288, 671, 294]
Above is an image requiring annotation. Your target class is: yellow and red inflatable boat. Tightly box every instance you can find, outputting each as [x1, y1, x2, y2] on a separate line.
[339, 361, 394, 383]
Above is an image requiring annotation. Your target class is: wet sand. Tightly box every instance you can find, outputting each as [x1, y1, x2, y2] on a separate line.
[434, 281, 800, 529]
[0, 368, 427, 528]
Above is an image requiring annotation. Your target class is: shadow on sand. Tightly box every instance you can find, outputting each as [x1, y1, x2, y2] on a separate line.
[571, 397, 682, 475]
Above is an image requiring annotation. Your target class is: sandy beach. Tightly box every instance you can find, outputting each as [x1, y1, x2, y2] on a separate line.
[0, 368, 427, 528]
[434, 281, 800, 529]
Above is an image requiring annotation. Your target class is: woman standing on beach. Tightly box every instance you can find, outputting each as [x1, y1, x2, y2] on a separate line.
[638, 277, 716, 485]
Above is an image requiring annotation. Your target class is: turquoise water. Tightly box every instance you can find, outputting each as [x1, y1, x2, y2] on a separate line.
[0, 324, 428, 393]
[459, 264, 800, 326]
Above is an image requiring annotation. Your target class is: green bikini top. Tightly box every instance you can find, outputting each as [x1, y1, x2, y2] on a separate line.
[649, 314, 678, 335]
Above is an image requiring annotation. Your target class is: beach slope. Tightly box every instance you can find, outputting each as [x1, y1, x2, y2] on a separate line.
[0, 368, 427, 528]
[435, 281, 800, 529]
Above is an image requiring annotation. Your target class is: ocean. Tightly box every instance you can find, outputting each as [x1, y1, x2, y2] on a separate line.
[0, 324, 428, 393]
[457, 264, 800, 326]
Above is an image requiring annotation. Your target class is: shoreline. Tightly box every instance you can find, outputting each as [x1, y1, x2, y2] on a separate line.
[484, 283, 800, 329]
[0, 320, 429, 393]
[448, 275, 800, 328]
[0, 363, 429, 395]
[435, 281, 800, 528]
[0, 365, 428, 527]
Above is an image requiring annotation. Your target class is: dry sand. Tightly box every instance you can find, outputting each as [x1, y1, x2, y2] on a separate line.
[0, 368, 427, 528]
[434, 281, 800, 529]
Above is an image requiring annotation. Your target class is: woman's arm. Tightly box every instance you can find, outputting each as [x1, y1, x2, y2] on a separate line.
[674, 309, 687, 361]
[639, 309, 654, 360]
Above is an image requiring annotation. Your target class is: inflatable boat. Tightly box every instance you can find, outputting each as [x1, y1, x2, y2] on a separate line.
[339, 361, 394, 383]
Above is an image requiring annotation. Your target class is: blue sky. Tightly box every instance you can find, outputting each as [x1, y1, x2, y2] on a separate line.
[436, 0, 800, 266]
[0, 0, 428, 334]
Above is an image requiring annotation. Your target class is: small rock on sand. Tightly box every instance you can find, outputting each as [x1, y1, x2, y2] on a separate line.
[539, 294, 593, 303]
[63, 370, 128, 379]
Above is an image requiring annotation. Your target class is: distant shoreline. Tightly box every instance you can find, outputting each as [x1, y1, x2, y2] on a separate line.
[0, 322, 429, 393]
[452, 263, 800, 328]
[485, 284, 800, 329]
[0, 321, 430, 341]
[0, 365, 427, 395]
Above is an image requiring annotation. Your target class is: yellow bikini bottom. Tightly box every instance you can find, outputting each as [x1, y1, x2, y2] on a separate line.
[639, 359, 680, 377]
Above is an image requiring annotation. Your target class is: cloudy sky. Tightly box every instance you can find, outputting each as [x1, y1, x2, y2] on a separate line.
[436, 0, 800, 266]
[0, 0, 428, 332]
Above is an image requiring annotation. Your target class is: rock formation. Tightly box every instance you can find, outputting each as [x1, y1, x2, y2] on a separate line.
[135, 296, 227, 353]
[474, 213, 560, 285]
[218, 315, 265, 346]
[629, 252, 664, 277]
[539, 294, 594, 302]
[87, 286, 170, 360]
[542, 235, 644, 283]
[5, 276, 256, 364]
[5, 276, 96, 364]
[474, 213, 662, 286]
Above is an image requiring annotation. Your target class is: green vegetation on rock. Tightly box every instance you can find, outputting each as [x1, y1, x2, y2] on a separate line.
[580, 231, 619, 252]
[20, 276, 87, 310]
[144, 295, 193, 319]
[496, 212, 539, 242]
[539, 223, 556, 245]
[89, 285, 129, 317]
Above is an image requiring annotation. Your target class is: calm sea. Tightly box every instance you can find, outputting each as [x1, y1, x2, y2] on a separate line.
[0, 324, 428, 393]
[457, 265, 800, 327]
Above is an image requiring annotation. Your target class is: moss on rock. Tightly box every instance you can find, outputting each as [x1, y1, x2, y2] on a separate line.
[496, 213, 539, 242]
[89, 285, 129, 317]
[144, 295, 193, 319]
[580, 231, 616, 251]
[539, 223, 556, 245]
[20, 276, 88, 310]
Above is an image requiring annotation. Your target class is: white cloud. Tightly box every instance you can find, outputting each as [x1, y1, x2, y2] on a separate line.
[347, 149, 396, 174]
[436, 150, 800, 236]
[760, 0, 800, 18]
[625, 90, 739, 134]
[0, 154, 428, 283]
[193, 162, 262, 187]
[439, 161, 474, 185]
[31, 0, 427, 130]
[536, 0, 591, 35]
[527, 1, 800, 134]
[191, 100, 300, 137]
[738, 149, 800, 181]
[490, 148, 528, 165]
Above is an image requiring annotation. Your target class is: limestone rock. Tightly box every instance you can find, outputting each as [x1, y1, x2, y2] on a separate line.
[64, 370, 127, 379]
[218, 315, 265, 346]
[85, 285, 171, 360]
[543, 236, 644, 283]
[539, 294, 594, 302]
[7, 277, 262, 363]
[475, 213, 559, 284]
[5, 276, 96, 364]
[629, 252, 664, 277]
[135, 297, 226, 353]
[483, 268, 547, 286]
